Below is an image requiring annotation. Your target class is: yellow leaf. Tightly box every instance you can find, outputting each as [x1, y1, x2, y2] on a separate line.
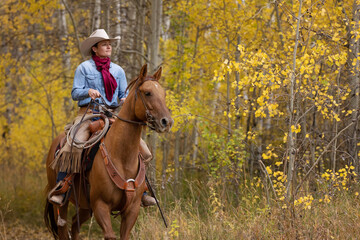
[266, 166, 272, 175]
[291, 124, 301, 133]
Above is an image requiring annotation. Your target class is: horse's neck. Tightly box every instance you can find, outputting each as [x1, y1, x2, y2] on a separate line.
[104, 104, 142, 171]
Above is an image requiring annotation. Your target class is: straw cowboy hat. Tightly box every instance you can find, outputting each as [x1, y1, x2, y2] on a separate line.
[80, 29, 120, 56]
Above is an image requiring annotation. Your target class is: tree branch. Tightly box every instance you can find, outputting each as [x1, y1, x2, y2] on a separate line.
[295, 114, 360, 195]
[61, 0, 84, 60]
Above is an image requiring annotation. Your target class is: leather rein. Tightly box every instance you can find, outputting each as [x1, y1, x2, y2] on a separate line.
[93, 79, 156, 129]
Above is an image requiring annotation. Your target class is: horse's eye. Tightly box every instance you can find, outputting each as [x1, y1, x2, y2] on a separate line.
[144, 92, 151, 96]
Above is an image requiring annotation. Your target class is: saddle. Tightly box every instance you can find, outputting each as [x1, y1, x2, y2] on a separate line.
[53, 118, 111, 172]
[83, 118, 113, 171]
[49, 118, 112, 206]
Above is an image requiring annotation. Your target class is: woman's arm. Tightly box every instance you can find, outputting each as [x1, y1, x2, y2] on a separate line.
[71, 64, 91, 101]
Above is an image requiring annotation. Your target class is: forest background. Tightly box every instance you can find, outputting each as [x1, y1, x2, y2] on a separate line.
[1, 0, 360, 239]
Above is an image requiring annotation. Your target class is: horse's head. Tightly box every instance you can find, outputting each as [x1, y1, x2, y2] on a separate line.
[127, 64, 173, 133]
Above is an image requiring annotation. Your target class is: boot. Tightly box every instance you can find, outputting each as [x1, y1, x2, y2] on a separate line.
[48, 181, 66, 205]
[49, 194, 65, 205]
[141, 192, 156, 207]
[139, 139, 152, 163]
[47, 174, 73, 206]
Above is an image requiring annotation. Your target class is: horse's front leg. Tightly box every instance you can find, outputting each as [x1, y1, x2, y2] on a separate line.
[119, 196, 142, 240]
[93, 199, 117, 240]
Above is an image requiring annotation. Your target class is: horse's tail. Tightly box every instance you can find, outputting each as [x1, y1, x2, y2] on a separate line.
[44, 185, 58, 239]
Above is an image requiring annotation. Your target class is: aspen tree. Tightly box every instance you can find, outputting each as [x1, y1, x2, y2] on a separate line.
[286, 0, 303, 200]
[148, 0, 163, 183]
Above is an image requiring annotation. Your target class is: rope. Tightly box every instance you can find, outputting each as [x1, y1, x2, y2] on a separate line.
[67, 91, 147, 150]
[67, 114, 110, 149]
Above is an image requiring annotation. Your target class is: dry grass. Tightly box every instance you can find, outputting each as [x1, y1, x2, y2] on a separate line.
[132, 179, 360, 240]
[133, 191, 360, 239]
[1, 170, 360, 239]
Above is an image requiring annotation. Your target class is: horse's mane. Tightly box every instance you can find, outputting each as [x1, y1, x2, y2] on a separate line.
[126, 77, 139, 92]
[126, 75, 155, 93]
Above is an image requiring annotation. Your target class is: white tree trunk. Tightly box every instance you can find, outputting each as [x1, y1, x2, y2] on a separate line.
[286, 0, 302, 200]
[59, 0, 70, 70]
[93, 0, 101, 30]
[192, 121, 199, 167]
[113, 0, 121, 63]
[149, 0, 162, 71]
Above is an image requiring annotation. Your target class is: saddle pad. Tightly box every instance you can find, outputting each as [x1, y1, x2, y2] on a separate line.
[83, 141, 101, 172]
[83, 123, 111, 172]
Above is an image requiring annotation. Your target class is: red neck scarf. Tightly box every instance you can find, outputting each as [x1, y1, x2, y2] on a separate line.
[92, 55, 118, 101]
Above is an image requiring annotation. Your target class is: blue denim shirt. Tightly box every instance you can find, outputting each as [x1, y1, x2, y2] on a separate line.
[71, 59, 128, 107]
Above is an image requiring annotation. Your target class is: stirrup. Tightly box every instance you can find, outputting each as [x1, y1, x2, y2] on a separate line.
[48, 183, 72, 207]
[49, 193, 65, 206]
[48, 174, 74, 206]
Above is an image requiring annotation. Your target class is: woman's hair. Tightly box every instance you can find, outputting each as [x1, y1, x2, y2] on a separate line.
[91, 43, 99, 56]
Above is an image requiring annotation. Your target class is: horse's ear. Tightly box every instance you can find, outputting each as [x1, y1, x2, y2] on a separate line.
[139, 64, 148, 79]
[153, 67, 162, 81]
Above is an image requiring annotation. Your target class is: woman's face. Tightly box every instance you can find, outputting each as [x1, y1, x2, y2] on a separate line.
[92, 40, 112, 58]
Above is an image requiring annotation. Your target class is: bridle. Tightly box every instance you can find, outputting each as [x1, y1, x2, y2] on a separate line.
[135, 80, 157, 130]
[92, 78, 157, 129]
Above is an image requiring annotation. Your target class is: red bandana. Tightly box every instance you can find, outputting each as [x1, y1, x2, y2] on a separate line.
[92, 55, 118, 101]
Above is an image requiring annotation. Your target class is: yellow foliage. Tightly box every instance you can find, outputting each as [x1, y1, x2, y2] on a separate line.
[294, 195, 314, 210]
[265, 166, 272, 175]
[291, 124, 301, 133]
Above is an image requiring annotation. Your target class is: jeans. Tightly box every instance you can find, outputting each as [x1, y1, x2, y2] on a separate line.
[56, 171, 67, 183]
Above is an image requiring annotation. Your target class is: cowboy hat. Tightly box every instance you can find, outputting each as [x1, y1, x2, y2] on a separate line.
[80, 29, 120, 56]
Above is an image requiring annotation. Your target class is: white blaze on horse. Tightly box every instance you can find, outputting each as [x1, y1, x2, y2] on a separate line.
[44, 65, 173, 240]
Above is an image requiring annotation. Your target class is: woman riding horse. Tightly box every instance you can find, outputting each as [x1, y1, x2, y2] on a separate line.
[45, 63, 173, 240]
[45, 29, 173, 240]
[48, 29, 155, 207]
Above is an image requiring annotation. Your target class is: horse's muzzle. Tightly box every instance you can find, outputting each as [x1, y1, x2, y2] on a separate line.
[154, 116, 173, 133]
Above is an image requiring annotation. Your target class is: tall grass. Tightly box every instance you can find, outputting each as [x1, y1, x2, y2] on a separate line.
[133, 179, 360, 239]
[1, 166, 360, 239]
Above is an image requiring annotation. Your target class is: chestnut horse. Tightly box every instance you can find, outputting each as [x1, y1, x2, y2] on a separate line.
[44, 65, 173, 240]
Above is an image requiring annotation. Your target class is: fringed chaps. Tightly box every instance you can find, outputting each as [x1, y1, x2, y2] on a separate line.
[50, 115, 92, 173]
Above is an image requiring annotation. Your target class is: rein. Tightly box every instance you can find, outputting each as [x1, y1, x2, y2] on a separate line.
[69, 78, 156, 152]
[93, 99, 146, 126]
[93, 83, 156, 129]
[93, 96, 146, 126]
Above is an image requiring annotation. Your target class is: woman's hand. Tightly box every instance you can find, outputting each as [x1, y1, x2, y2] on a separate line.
[88, 89, 101, 100]
[119, 98, 126, 106]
